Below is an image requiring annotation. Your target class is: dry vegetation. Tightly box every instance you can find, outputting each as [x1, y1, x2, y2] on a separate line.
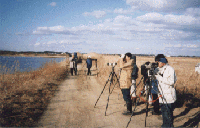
[0, 60, 68, 127]
[94, 54, 200, 108]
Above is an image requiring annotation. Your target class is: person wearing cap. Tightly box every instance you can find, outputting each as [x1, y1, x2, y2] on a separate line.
[151, 54, 167, 115]
[155, 57, 177, 127]
[86, 56, 92, 75]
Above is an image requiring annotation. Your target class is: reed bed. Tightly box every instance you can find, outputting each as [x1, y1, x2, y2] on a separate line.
[0, 60, 68, 127]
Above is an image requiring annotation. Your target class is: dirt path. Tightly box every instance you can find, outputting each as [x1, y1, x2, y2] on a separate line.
[37, 63, 200, 128]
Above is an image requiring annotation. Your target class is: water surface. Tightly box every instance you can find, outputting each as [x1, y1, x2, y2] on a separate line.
[0, 56, 66, 74]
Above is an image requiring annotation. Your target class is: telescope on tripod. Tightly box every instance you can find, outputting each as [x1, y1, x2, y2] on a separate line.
[126, 61, 159, 127]
[94, 62, 120, 116]
[126, 61, 173, 128]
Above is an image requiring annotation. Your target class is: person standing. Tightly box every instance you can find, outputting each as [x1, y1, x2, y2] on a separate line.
[73, 53, 78, 75]
[130, 56, 138, 106]
[119, 52, 134, 115]
[86, 56, 92, 75]
[151, 54, 167, 115]
[69, 54, 75, 75]
[155, 58, 177, 127]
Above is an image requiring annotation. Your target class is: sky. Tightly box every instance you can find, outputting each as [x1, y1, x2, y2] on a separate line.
[1, 0, 200, 56]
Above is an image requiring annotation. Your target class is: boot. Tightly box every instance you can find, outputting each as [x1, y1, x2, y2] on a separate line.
[122, 102, 132, 115]
[132, 97, 136, 106]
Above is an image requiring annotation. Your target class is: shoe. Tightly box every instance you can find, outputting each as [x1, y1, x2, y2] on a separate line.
[122, 110, 132, 115]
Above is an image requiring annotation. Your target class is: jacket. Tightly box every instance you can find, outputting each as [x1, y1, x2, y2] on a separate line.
[69, 57, 77, 68]
[119, 59, 134, 89]
[69, 57, 74, 68]
[86, 58, 92, 68]
[131, 64, 138, 80]
[151, 68, 159, 94]
[155, 64, 177, 104]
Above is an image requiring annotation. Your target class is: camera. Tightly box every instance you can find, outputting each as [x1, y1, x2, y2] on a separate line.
[141, 61, 158, 77]
[107, 62, 117, 66]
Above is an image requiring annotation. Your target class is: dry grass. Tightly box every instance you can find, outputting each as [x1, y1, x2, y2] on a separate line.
[95, 55, 200, 106]
[0, 60, 68, 127]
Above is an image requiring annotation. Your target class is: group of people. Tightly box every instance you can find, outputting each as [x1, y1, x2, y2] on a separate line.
[69, 54, 92, 76]
[119, 52, 177, 127]
[69, 52, 177, 127]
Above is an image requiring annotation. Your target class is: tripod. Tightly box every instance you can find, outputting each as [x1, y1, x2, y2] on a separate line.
[126, 74, 155, 128]
[126, 74, 173, 127]
[94, 66, 120, 116]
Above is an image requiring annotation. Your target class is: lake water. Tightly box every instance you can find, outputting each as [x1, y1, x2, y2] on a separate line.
[0, 56, 66, 74]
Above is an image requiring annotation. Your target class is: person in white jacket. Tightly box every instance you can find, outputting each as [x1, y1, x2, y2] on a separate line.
[69, 54, 75, 75]
[155, 58, 177, 127]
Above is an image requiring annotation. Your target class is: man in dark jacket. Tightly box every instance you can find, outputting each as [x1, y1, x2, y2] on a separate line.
[131, 56, 138, 106]
[86, 56, 92, 75]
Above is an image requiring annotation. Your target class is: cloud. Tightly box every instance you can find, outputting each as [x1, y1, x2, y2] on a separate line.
[49, 2, 57, 7]
[33, 26, 75, 35]
[60, 40, 82, 45]
[185, 8, 200, 17]
[164, 43, 198, 48]
[32, 12, 200, 54]
[47, 40, 57, 44]
[114, 8, 135, 14]
[126, 0, 200, 13]
[35, 43, 40, 46]
[136, 12, 200, 39]
[83, 10, 106, 19]
[136, 12, 197, 25]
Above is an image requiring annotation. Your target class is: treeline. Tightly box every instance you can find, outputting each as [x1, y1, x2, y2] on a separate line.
[107, 53, 157, 57]
[0, 50, 71, 56]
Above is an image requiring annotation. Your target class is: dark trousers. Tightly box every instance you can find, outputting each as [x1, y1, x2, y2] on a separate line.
[121, 89, 132, 112]
[152, 94, 159, 113]
[74, 68, 77, 75]
[70, 68, 77, 75]
[160, 103, 174, 127]
[70, 68, 74, 75]
[87, 68, 91, 75]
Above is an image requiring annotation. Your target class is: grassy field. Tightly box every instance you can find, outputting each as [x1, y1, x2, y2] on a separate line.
[0, 60, 68, 127]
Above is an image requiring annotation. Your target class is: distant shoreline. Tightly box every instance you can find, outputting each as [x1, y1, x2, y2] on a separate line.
[0, 54, 67, 58]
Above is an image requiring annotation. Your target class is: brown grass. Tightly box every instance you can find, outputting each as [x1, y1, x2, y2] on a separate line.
[95, 55, 200, 106]
[0, 60, 68, 127]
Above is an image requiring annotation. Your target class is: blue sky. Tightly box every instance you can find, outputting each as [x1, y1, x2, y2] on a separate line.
[1, 0, 200, 56]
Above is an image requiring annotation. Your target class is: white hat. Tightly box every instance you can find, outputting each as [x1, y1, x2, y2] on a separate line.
[120, 54, 125, 58]
[88, 56, 91, 58]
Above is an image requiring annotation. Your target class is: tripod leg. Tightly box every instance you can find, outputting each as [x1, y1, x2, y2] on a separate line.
[126, 97, 140, 128]
[114, 72, 120, 87]
[145, 85, 150, 127]
[110, 73, 118, 94]
[105, 73, 114, 116]
[94, 72, 112, 108]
